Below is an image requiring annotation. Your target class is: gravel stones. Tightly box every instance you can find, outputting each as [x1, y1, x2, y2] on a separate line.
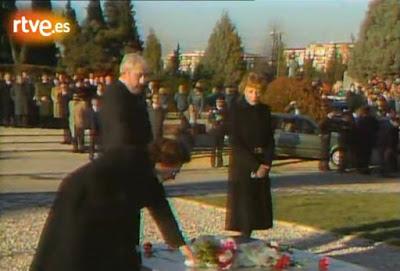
[1, 198, 399, 271]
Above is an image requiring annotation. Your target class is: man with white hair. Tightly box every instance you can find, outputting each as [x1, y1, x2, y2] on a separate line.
[98, 54, 194, 269]
[100, 53, 153, 151]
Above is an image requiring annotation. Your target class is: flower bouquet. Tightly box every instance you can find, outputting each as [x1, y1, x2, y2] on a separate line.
[186, 236, 302, 270]
[190, 235, 237, 270]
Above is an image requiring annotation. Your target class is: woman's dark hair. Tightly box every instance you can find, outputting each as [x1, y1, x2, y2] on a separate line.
[149, 138, 191, 165]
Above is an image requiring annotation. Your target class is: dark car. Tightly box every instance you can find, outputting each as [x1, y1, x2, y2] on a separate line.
[272, 113, 340, 167]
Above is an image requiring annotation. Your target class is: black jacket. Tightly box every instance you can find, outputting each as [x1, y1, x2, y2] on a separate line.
[30, 148, 185, 271]
[100, 80, 152, 151]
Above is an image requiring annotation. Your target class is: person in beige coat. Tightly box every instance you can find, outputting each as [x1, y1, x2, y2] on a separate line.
[69, 93, 89, 152]
[51, 84, 62, 118]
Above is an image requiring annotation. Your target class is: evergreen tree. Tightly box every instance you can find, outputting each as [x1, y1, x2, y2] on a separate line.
[85, 0, 105, 28]
[201, 12, 245, 86]
[59, 0, 82, 73]
[276, 42, 287, 77]
[143, 29, 162, 75]
[61, 0, 109, 73]
[93, 0, 142, 71]
[64, 0, 78, 25]
[166, 43, 181, 75]
[118, 0, 143, 52]
[348, 0, 400, 82]
[24, 0, 57, 66]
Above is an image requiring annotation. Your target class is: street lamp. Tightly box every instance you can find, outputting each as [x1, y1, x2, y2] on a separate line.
[270, 30, 283, 78]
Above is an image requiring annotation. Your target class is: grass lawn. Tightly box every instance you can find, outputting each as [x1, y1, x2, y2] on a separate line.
[184, 193, 400, 246]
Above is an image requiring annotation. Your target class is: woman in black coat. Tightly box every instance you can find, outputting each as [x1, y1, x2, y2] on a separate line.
[30, 138, 195, 271]
[225, 73, 275, 238]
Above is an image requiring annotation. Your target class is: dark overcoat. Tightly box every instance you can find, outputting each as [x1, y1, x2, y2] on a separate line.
[30, 148, 185, 271]
[225, 97, 275, 232]
[0, 81, 14, 119]
[11, 82, 30, 116]
[100, 80, 152, 151]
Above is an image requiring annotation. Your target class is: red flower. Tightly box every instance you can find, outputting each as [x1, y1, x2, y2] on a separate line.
[274, 254, 291, 270]
[319, 256, 330, 270]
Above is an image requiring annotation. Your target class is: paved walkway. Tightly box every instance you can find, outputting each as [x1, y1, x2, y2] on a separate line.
[1, 127, 400, 271]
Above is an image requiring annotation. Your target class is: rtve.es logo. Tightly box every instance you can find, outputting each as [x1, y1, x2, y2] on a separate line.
[8, 11, 72, 44]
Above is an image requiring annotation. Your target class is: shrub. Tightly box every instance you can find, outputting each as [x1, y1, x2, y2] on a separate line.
[262, 77, 327, 122]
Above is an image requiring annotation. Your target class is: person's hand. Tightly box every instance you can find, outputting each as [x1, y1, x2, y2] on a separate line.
[40, 96, 48, 102]
[180, 245, 196, 266]
[256, 164, 270, 178]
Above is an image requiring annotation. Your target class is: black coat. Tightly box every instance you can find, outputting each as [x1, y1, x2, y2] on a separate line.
[0, 81, 14, 118]
[30, 148, 185, 271]
[100, 80, 152, 151]
[226, 98, 275, 232]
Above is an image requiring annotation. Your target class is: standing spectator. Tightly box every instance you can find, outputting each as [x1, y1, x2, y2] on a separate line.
[225, 73, 275, 239]
[69, 93, 89, 153]
[96, 83, 106, 97]
[354, 106, 379, 174]
[206, 86, 224, 110]
[60, 83, 72, 144]
[376, 110, 399, 176]
[100, 53, 153, 152]
[11, 74, 30, 127]
[99, 53, 154, 265]
[34, 74, 53, 128]
[144, 80, 158, 105]
[174, 84, 189, 116]
[0, 72, 14, 126]
[73, 79, 92, 103]
[22, 71, 37, 127]
[187, 85, 205, 118]
[319, 108, 333, 172]
[51, 80, 63, 128]
[346, 85, 366, 113]
[148, 93, 166, 141]
[159, 87, 171, 113]
[207, 96, 228, 167]
[224, 85, 239, 110]
[88, 96, 102, 160]
[104, 74, 113, 88]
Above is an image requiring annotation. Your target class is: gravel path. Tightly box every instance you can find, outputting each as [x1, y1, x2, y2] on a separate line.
[1, 197, 399, 271]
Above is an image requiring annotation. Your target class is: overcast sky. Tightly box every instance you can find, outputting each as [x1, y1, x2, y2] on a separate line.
[16, 0, 371, 56]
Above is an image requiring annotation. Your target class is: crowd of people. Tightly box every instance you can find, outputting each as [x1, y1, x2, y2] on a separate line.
[319, 76, 400, 176]
[0, 70, 237, 164]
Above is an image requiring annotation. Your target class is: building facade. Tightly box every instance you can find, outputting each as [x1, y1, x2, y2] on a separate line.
[284, 42, 354, 71]
[165, 50, 267, 74]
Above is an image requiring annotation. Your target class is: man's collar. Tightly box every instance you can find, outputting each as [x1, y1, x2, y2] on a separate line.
[119, 78, 141, 95]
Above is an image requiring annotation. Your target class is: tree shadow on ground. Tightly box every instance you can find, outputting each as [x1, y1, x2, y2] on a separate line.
[0, 171, 69, 181]
[285, 221, 400, 271]
[0, 149, 73, 153]
[0, 192, 56, 212]
[333, 220, 400, 245]
[271, 171, 400, 188]
[0, 141, 61, 144]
